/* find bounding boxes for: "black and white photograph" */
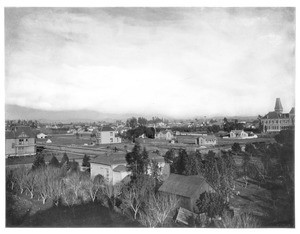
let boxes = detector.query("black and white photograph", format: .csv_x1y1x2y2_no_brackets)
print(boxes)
4,2,297,228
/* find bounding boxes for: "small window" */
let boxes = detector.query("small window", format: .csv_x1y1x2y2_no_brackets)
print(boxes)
110,132,113,136
110,138,113,143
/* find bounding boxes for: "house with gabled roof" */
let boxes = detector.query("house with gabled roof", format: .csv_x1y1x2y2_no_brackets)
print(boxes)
155,130,174,141
229,130,249,139
5,126,36,158
158,174,214,211
195,135,217,146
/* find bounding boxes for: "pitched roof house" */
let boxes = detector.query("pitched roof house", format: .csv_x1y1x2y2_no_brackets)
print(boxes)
5,126,36,157
229,130,248,139
158,174,214,211
195,135,217,146
155,130,174,141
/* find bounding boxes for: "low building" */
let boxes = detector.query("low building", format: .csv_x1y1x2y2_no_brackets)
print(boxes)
158,174,214,211
90,151,167,185
93,126,121,144
5,126,36,158
261,98,295,133
37,133,47,139
229,130,248,139
195,135,217,146
155,130,174,141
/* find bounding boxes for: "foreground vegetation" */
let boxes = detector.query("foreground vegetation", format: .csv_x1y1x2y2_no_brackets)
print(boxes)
6,130,294,227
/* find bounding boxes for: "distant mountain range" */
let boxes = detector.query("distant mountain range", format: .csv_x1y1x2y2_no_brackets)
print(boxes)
5,104,258,123
5,104,135,122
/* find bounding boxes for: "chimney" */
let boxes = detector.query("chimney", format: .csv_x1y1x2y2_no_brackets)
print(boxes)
274,98,283,113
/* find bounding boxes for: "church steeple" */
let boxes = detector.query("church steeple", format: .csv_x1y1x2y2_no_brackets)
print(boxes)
274,98,283,113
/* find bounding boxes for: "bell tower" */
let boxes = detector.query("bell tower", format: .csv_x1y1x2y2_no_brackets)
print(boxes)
274,98,283,113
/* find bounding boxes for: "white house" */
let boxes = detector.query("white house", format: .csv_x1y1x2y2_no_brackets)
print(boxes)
195,135,217,146
90,151,168,185
229,130,248,139
37,133,47,139
46,139,52,144
93,126,121,144
155,130,174,141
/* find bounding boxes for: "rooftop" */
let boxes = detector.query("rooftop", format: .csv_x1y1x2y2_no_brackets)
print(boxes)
90,151,165,166
5,126,36,139
158,173,211,198
262,111,290,119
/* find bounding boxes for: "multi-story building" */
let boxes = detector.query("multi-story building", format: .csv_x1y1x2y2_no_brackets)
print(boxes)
5,126,36,158
261,98,295,133
93,126,121,144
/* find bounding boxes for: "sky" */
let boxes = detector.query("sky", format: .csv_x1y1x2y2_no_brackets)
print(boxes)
5,7,295,118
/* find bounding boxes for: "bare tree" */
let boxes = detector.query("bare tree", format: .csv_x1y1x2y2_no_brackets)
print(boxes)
139,193,178,227
25,171,38,199
13,166,28,194
49,179,64,206
82,178,103,202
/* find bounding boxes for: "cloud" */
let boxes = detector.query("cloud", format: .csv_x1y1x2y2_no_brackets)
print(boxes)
5,8,295,118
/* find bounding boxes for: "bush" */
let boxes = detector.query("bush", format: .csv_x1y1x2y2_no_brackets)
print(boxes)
221,212,261,228
196,192,229,218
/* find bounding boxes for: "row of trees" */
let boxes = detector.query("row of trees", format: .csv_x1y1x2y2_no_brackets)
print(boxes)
6,164,106,206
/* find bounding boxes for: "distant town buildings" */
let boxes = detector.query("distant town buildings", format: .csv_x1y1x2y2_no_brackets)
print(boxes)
93,126,121,144
5,126,36,157
261,98,295,133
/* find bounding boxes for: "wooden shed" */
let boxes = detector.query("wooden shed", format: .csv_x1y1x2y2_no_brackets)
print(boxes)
158,174,214,211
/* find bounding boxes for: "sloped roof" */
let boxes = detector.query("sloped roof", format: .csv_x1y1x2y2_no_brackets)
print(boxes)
90,152,126,166
290,107,295,114
113,165,127,172
5,126,36,139
90,151,165,166
198,135,217,140
262,111,290,119
100,126,115,131
158,174,211,198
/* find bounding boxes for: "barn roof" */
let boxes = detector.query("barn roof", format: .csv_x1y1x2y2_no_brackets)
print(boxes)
158,174,212,198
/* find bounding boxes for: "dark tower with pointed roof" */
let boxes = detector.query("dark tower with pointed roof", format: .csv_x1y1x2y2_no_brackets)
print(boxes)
274,98,283,113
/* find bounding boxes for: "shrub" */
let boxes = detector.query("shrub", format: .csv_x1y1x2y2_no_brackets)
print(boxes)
221,212,261,228
196,192,229,218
